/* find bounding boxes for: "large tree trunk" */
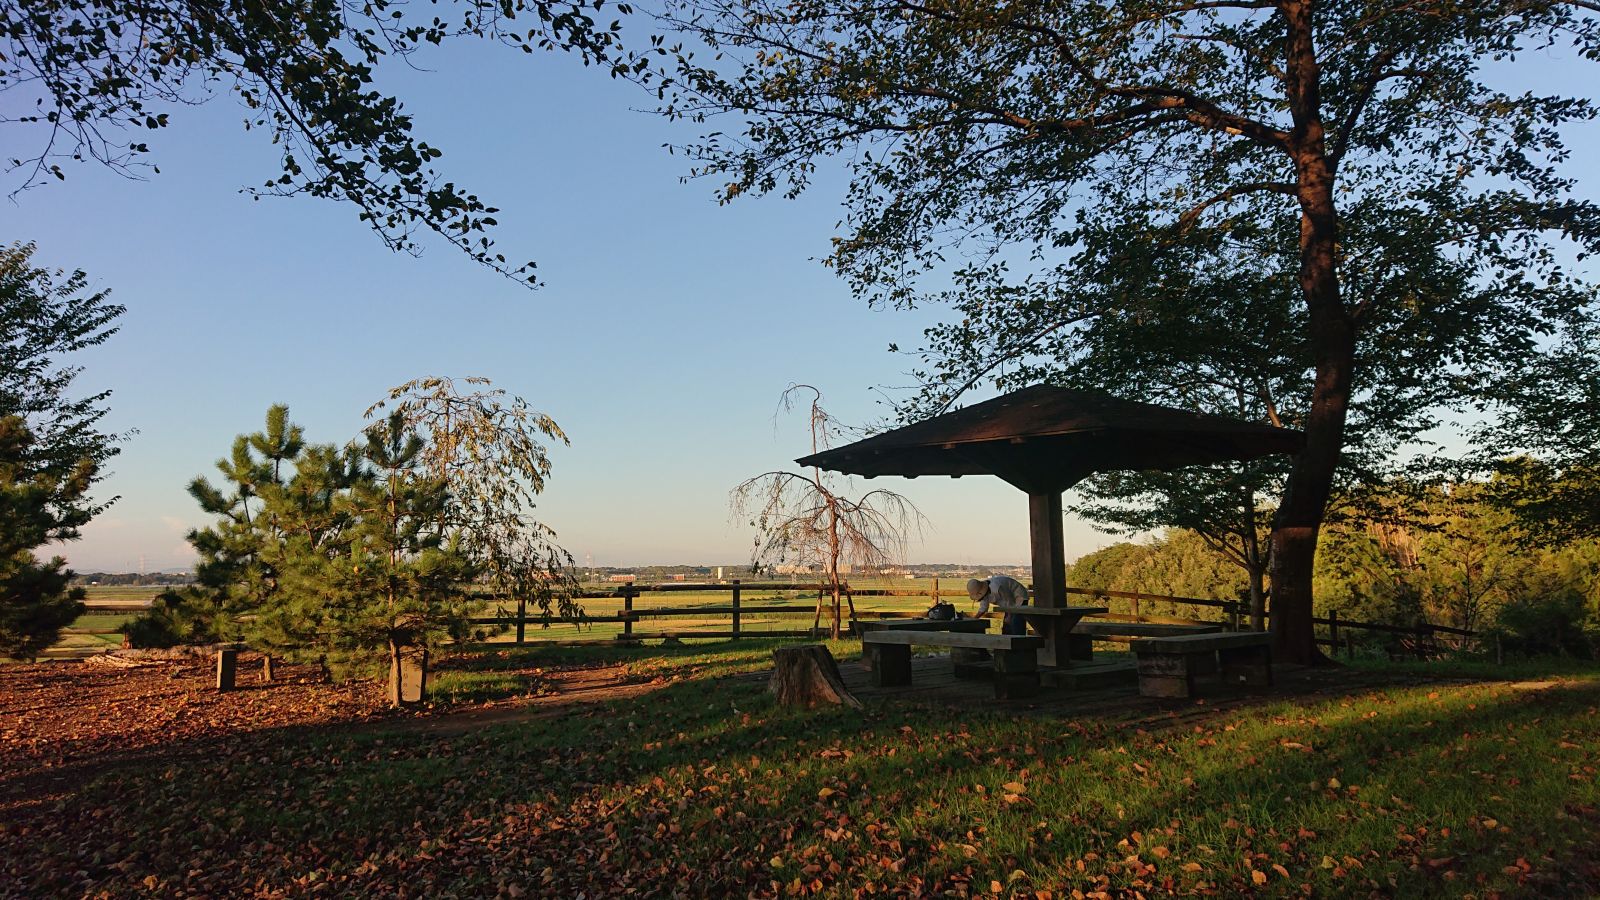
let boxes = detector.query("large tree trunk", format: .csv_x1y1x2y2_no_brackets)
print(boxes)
1272,2,1351,665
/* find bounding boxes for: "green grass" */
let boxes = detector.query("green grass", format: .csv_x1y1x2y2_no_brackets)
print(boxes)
77,585,165,604
475,582,949,644
6,644,1597,896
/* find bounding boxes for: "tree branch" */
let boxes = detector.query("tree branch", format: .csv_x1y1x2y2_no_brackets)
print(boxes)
1176,181,1298,231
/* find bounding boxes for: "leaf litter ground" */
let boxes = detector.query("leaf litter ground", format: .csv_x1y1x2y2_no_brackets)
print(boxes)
2,642,1597,897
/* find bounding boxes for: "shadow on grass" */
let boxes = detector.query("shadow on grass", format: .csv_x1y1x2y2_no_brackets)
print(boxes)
5,645,1596,897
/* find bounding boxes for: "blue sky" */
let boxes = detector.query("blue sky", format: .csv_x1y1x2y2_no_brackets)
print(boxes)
9,24,1597,573
10,39,1064,571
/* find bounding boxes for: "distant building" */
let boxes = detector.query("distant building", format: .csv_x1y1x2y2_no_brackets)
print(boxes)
608,574,636,583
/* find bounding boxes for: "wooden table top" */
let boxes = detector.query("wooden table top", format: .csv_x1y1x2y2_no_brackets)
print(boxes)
855,617,990,632
992,605,1109,617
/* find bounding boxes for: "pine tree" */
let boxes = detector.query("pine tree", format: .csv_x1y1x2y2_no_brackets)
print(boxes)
135,406,306,645
0,417,88,660
313,412,474,681
0,243,122,659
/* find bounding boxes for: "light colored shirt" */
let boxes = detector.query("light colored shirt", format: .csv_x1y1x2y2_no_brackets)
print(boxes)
975,574,1029,616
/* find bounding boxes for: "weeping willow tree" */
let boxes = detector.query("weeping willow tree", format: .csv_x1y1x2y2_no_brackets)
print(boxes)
366,376,579,636
732,385,922,638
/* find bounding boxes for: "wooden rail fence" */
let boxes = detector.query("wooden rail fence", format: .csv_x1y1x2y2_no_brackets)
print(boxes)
466,579,1481,657
69,578,1477,657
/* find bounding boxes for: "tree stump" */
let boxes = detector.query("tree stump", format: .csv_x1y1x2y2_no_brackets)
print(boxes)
769,644,861,709
262,654,275,682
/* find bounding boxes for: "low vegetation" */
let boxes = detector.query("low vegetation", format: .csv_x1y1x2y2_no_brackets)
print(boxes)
1070,479,1600,659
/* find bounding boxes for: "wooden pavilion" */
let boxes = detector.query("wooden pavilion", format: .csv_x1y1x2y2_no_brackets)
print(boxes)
796,384,1303,638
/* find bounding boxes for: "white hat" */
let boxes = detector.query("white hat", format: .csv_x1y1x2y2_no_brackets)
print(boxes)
966,578,989,602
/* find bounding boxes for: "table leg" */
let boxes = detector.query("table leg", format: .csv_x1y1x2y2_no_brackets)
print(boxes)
993,648,1039,699
865,643,913,687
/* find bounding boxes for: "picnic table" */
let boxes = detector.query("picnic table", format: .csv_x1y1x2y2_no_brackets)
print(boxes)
992,605,1109,667
855,617,990,633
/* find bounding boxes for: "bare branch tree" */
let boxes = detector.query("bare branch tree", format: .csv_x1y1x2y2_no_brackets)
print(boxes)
367,376,580,631
731,385,923,638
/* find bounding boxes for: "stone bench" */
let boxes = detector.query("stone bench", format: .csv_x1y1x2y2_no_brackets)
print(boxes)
1130,631,1272,698
1066,620,1222,661
862,631,1043,699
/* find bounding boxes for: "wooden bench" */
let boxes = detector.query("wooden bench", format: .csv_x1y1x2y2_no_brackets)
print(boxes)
1130,631,1272,698
1066,620,1222,661
862,631,1043,699
855,618,990,672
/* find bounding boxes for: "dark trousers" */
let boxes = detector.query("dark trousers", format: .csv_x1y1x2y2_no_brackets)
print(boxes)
1002,611,1027,636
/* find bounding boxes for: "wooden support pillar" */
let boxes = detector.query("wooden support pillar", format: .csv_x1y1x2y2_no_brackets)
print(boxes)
1028,491,1070,666
1028,491,1066,609
731,579,742,640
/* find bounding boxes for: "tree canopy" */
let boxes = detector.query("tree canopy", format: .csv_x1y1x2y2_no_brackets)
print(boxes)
3,0,645,283
662,0,1600,662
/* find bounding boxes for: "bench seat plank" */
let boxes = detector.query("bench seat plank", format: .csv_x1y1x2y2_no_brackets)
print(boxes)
1074,621,1221,638
1131,631,1271,653
861,631,1040,651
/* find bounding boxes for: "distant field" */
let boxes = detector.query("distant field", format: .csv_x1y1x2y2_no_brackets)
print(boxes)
77,585,166,608
480,578,950,643
47,576,1190,654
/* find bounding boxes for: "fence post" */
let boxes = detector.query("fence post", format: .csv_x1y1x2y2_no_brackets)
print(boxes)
1328,609,1339,654
731,579,742,640
1229,602,1241,631
932,576,939,605
516,594,527,645
1132,593,1141,617
623,583,635,639
216,648,238,692
1495,632,1503,665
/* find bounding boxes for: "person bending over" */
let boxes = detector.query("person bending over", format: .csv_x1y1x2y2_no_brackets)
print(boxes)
967,575,1030,636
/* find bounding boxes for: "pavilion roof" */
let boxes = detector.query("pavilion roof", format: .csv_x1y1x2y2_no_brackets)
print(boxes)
795,384,1303,493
